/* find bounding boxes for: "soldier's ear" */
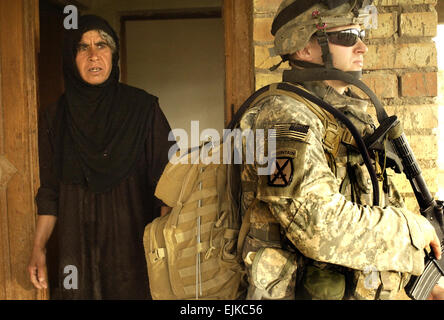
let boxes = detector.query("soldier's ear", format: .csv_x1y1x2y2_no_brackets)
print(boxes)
292,38,323,64
293,45,312,61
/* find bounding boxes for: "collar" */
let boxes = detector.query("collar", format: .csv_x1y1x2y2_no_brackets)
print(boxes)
300,81,374,126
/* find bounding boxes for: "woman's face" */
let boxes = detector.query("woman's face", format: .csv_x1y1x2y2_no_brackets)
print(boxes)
75,30,113,85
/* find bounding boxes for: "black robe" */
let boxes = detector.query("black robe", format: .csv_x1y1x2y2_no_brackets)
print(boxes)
36,95,174,299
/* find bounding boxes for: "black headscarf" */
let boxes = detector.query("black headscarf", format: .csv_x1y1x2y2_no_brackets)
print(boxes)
54,15,156,193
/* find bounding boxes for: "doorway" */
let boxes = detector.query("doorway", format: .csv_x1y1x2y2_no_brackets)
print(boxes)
0,0,253,299
122,9,225,146
38,0,65,111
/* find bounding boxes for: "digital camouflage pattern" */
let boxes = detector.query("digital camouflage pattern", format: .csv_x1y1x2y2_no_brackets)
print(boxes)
247,247,298,300
239,81,435,300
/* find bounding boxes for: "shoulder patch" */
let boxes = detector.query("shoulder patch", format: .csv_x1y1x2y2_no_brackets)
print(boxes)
268,157,294,187
270,123,309,142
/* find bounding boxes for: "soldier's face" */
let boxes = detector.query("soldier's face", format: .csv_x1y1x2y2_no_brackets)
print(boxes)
326,24,368,72
302,24,368,72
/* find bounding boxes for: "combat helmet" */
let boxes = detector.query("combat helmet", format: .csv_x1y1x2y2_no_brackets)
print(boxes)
270,0,378,76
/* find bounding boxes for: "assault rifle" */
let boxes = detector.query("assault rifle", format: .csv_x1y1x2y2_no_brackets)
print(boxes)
364,115,444,300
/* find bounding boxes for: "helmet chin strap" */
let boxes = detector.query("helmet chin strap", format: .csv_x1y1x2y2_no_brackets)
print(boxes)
282,66,388,124
316,30,334,69
289,59,363,80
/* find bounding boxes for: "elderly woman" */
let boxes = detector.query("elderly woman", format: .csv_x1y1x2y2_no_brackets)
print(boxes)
28,15,173,299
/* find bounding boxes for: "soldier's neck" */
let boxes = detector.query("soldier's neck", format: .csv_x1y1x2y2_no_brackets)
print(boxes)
324,79,349,95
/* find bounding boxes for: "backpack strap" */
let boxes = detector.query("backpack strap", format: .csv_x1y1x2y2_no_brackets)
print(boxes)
263,82,379,206
266,82,356,158
236,205,251,256
233,82,358,253
228,82,356,158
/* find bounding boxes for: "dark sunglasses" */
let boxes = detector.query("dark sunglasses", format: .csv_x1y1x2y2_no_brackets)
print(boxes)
326,28,366,47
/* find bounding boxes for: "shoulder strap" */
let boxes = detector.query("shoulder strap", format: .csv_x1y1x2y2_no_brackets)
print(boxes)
266,82,356,158
228,80,379,206
233,82,357,254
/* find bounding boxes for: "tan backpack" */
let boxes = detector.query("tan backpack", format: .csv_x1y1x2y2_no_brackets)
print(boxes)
143,143,246,300
143,82,356,300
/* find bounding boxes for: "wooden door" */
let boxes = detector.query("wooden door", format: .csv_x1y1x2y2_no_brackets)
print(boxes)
0,0,42,300
223,0,254,125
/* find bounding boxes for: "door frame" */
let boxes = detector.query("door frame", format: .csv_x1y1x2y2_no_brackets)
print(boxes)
223,0,254,125
0,0,43,300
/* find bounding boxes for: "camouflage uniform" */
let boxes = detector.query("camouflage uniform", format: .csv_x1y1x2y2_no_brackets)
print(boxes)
239,80,433,300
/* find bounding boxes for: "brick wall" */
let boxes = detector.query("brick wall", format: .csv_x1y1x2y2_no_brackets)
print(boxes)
253,0,440,211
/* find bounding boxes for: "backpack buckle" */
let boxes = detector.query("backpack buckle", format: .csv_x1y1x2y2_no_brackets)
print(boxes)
322,120,342,157
149,248,166,262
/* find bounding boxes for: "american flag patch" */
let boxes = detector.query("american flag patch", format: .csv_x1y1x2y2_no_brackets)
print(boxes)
269,123,309,142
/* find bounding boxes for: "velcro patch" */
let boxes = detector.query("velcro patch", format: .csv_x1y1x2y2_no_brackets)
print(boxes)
268,157,294,187
270,123,309,142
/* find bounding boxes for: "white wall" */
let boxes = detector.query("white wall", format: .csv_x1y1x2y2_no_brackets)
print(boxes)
125,18,225,146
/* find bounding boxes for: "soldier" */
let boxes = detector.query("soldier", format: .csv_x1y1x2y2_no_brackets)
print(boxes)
239,0,444,300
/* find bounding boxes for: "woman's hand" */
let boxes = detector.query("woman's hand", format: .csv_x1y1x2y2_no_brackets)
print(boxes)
28,247,48,289
28,214,57,289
